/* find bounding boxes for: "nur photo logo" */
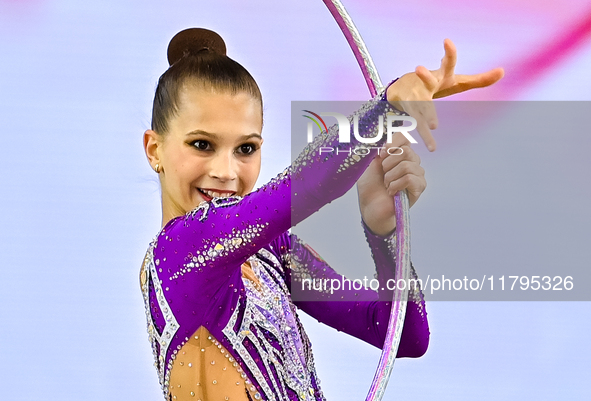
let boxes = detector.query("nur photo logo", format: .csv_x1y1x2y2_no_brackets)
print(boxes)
302,110,418,156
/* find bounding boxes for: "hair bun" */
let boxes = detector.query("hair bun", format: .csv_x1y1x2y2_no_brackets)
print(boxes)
167,28,227,66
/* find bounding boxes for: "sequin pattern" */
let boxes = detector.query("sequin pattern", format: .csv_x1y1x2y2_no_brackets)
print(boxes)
140,91,428,401
171,221,270,280
223,249,325,401
141,240,180,394
383,230,425,312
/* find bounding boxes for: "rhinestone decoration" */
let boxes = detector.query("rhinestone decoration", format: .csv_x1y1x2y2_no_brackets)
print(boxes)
140,92,416,401
223,249,324,401
140,239,180,399
170,222,270,280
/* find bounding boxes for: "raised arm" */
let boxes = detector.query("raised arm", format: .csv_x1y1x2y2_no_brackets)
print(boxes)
155,90,402,309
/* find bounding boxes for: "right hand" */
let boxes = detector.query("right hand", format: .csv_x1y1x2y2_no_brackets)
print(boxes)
386,38,504,151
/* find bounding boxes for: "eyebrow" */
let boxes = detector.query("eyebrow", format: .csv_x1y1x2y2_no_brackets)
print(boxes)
186,130,262,141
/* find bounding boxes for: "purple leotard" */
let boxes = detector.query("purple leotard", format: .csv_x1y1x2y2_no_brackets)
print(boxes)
140,92,429,400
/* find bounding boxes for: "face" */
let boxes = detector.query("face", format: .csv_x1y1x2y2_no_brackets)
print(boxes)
152,86,263,222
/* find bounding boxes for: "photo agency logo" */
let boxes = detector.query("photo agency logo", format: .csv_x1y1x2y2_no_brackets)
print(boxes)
302,110,418,156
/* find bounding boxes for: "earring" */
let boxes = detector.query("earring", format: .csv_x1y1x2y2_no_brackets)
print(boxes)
154,163,160,173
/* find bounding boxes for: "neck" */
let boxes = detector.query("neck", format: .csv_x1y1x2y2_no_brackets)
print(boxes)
161,197,186,228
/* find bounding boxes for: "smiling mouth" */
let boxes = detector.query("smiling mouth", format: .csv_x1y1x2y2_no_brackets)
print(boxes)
197,188,237,201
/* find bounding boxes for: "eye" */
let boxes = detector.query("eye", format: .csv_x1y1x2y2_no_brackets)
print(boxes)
237,143,258,155
192,140,211,151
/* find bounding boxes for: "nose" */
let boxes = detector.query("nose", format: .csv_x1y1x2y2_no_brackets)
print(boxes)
208,150,238,182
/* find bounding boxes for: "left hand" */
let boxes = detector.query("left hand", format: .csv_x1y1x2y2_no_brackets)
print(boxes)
358,143,426,236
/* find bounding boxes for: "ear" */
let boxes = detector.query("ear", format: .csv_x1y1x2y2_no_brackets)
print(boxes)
144,129,162,171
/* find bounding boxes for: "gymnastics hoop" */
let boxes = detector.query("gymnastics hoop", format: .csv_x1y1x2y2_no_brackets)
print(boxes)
321,1,412,400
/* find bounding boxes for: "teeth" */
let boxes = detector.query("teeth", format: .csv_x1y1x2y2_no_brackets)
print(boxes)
202,189,233,199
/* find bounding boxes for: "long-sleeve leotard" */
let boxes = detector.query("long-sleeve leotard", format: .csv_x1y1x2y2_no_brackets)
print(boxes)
140,92,429,401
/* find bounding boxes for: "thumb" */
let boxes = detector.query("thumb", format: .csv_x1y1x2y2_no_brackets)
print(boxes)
415,65,438,94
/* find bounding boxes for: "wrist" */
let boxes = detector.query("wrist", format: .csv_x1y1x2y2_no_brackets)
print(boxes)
361,216,396,238
361,214,396,238
384,78,407,115
384,78,400,99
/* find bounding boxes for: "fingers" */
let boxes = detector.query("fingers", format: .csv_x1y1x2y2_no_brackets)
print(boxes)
385,143,420,163
381,146,426,207
439,38,457,79
416,39,458,88
380,122,413,150
386,173,427,207
435,67,505,99
381,145,421,180
414,65,438,93
400,100,438,152
458,67,505,88
416,118,437,152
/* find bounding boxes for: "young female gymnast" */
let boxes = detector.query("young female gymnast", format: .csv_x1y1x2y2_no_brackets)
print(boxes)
140,28,503,401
